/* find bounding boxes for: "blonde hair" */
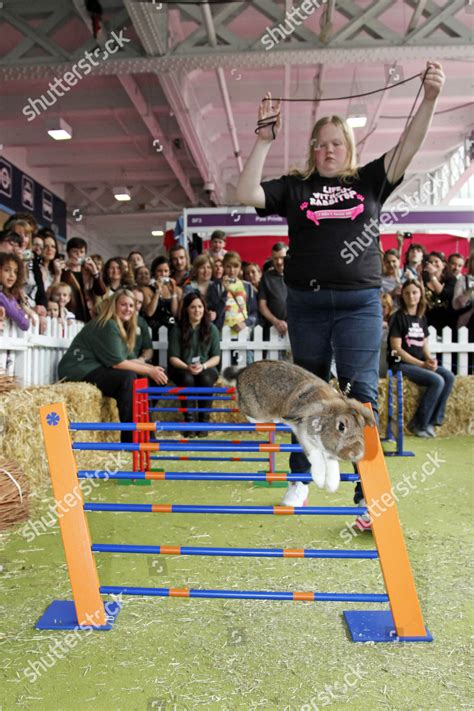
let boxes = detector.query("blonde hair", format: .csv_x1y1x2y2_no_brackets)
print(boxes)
191,253,214,280
50,282,72,297
290,115,359,182
96,289,137,352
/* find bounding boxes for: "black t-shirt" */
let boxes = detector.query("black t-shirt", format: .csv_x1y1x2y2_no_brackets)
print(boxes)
387,310,429,369
256,155,402,290
257,268,287,321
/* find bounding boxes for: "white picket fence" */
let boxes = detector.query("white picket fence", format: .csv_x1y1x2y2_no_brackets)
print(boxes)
0,318,83,386
0,321,472,387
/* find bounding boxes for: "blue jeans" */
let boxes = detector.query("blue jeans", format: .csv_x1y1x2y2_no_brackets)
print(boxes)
398,363,455,430
286,287,382,475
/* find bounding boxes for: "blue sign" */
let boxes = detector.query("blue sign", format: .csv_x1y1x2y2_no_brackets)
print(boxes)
0,156,67,239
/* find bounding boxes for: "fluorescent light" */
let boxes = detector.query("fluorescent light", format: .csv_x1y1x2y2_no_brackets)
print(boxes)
47,117,73,140
347,114,367,128
347,104,367,128
151,230,164,237
113,186,131,201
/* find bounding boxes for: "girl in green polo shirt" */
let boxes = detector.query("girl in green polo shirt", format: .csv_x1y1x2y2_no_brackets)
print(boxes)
168,291,221,437
58,289,167,440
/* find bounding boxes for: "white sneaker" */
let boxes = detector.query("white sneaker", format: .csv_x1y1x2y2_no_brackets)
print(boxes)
280,482,309,507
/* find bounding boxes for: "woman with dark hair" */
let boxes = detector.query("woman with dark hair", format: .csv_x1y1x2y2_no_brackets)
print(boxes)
168,291,221,436
58,289,167,441
28,233,64,307
389,279,454,437
381,248,402,300
403,243,427,281
102,257,128,297
236,61,445,507
422,250,457,333
144,256,181,335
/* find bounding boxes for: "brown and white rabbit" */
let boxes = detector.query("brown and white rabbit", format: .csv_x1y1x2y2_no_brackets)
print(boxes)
224,360,374,492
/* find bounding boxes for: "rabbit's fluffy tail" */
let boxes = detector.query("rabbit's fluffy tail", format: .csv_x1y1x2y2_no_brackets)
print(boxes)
222,366,243,385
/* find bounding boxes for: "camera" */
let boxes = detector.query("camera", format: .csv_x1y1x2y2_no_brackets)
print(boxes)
204,181,215,195
160,277,170,284
78,257,87,266
397,231,412,240
22,249,34,261
229,277,237,284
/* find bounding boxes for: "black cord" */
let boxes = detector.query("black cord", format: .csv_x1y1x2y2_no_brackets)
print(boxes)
262,72,421,104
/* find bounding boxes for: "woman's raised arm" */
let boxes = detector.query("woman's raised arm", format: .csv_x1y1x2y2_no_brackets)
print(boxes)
236,92,281,208
384,61,445,185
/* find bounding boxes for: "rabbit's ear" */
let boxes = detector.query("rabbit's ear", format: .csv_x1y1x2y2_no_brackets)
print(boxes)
348,401,375,427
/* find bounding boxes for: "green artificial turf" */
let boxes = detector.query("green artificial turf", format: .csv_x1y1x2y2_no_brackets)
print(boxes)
0,434,472,711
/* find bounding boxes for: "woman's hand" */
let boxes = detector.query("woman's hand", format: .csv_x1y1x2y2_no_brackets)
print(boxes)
423,357,438,371
257,91,281,142
208,309,216,321
188,363,204,375
424,262,437,277
148,365,168,384
52,258,65,276
422,61,445,102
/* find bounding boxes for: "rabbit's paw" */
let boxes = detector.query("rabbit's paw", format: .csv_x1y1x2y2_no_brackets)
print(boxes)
308,449,326,489
325,458,340,493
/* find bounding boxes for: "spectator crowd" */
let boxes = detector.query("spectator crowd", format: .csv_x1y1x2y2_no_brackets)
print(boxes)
0,213,472,436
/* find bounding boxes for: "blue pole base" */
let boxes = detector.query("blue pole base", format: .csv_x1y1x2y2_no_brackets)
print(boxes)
384,451,415,457
343,610,433,642
35,600,121,631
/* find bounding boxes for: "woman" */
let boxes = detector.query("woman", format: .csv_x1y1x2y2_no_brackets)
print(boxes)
453,253,474,373
144,256,181,335
403,243,426,281
388,280,454,438
381,249,402,301
30,234,64,307
206,251,258,335
168,292,221,436
102,257,128,297
183,254,214,303
58,290,167,441
236,61,445,507
212,258,224,282
422,251,457,334
243,262,262,291
135,265,154,306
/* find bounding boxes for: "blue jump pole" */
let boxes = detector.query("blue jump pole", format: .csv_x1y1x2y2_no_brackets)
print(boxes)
73,443,303,452
99,585,389,603
84,503,368,515
385,370,415,458
92,543,378,559
70,422,291,432
77,470,360,482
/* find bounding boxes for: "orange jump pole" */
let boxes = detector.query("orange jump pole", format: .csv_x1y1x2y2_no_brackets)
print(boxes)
343,405,432,642
35,403,120,630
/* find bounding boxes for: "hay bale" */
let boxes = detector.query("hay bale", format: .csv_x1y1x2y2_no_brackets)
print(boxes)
0,372,18,394
0,458,29,530
0,382,121,494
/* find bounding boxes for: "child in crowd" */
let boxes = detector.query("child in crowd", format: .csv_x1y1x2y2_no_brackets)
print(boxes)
49,282,76,322
388,279,454,438
0,253,37,330
46,300,60,319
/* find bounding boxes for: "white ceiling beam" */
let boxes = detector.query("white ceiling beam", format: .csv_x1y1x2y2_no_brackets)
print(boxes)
406,0,428,34
440,162,474,205
117,74,197,204
405,0,466,42
332,0,398,43
1,44,470,81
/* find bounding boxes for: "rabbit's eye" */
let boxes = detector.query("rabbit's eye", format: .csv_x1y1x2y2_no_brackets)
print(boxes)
337,421,346,433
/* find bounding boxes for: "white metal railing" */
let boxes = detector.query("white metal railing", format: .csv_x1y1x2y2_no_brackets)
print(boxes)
0,321,472,387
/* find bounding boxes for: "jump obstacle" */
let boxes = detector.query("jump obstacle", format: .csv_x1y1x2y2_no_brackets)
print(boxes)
382,370,414,458
36,398,432,643
132,379,282,483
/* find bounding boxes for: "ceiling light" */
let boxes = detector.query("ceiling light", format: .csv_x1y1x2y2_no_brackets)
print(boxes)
347,105,367,128
47,117,73,140
113,186,131,201
151,230,164,237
